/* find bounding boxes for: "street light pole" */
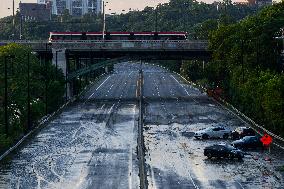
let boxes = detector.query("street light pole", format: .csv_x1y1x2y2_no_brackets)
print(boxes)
4,56,8,135
12,0,15,40
56,50,58,73
155,8,158,32
20,14,23,40
241,39,244,83
102,1,105,41
4,55,15,135
27,53,31,132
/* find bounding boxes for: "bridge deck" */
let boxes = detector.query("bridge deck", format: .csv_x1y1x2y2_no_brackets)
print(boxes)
0,40,209,52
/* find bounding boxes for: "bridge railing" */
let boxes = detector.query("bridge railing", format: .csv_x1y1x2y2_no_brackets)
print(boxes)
0,40,209,51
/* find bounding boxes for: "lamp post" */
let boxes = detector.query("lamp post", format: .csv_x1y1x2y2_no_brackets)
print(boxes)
44,43,49,115
4,55,15,135
12,0,15,40
55,50,63,79
155,8,158,32
7,0,15,39
102,1,109,41
27,52,31,132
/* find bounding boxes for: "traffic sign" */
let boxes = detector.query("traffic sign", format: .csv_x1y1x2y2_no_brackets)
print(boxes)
260,134,273,146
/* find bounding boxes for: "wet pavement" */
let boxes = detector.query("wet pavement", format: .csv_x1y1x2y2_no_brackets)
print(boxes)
142,64,284,189
0,62,283,189
0,63,140,189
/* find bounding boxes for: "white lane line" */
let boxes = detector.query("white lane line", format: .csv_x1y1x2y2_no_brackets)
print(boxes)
87,75,111,100
108,104,115,114
105,84,114,97
187,171,200,189
236,181,245,189
170,75,198,103
170,75,190,96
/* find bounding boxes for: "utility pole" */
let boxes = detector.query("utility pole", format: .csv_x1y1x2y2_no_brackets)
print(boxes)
20,14,23,40
4,56,9,135
4,55,15,135
241,39,244,83
102,1,106,41
12,0,15,40
27,53,31,132
155,8,158,32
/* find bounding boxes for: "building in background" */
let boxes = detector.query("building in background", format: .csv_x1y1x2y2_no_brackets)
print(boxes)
48,0,102,16
37,0,48,4
19,3,51,21
247,0,272,6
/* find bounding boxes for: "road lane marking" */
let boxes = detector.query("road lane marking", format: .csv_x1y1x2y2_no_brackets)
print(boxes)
128,105,136,189
87,75,111,100
236,181,245,189
170,75,198,103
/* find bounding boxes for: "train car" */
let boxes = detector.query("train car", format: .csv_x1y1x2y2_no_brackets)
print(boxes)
49,31,187,42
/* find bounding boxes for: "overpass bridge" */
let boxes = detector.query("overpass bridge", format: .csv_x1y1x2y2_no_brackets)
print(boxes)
0,40,211,99
0,40,210,59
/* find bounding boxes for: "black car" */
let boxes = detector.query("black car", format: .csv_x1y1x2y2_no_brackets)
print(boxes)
204,144,244,160
231,127,255,139
231,136,263,150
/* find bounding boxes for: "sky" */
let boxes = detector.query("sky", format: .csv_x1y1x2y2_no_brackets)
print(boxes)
0,0,218,18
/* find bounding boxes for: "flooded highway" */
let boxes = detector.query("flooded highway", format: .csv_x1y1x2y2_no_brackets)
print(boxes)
0,62,283,189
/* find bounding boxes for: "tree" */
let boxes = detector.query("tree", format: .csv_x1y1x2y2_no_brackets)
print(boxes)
0,44,65,151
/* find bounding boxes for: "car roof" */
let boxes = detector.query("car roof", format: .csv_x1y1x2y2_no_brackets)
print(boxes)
235,127,248,130
242,136,258,140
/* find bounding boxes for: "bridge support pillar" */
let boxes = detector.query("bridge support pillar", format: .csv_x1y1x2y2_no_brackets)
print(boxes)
52,48,67,76
52,48,73,100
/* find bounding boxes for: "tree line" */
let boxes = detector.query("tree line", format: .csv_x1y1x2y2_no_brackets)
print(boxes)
0,44,65,152
0,0,259,40
180,2,284,136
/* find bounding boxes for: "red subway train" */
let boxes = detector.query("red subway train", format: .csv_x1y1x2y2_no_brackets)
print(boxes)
49,31,188,41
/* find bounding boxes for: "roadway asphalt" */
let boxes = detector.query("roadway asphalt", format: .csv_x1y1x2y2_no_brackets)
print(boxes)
0,62,283,189
141,64,284,189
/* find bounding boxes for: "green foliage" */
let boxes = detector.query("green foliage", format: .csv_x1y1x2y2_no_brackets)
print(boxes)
180,2,284,136
0,44,65,153
276,165,284,172
152,60,182,73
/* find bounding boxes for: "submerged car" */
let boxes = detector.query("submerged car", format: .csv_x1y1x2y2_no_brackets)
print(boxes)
231,127,255,139
231,136,263,150
204,144,244,160
194,126,231,139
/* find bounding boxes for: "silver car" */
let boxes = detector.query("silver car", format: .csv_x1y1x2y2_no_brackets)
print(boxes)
194,126,231,139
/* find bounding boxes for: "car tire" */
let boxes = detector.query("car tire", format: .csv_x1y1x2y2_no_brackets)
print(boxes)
207,152,212,159
228,153,234,159
202,134,209,140
232,133,239,140
223,134,229,139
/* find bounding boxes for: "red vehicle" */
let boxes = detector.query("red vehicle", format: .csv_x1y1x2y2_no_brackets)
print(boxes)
49,31,188,42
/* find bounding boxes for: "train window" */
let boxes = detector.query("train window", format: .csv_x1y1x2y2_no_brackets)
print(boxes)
129,33,135,40
71,35,81,40
81,32,87,40
110,35,120,40
120,35,129,40
95,35,103,40
105,32,111,40
57,35,64,40
87,35,94,40
51,35,58,40
154,33,159,40
159,35,169,40
64,35,71,40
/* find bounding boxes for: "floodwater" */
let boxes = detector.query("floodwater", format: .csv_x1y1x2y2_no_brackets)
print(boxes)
0,62,283,189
